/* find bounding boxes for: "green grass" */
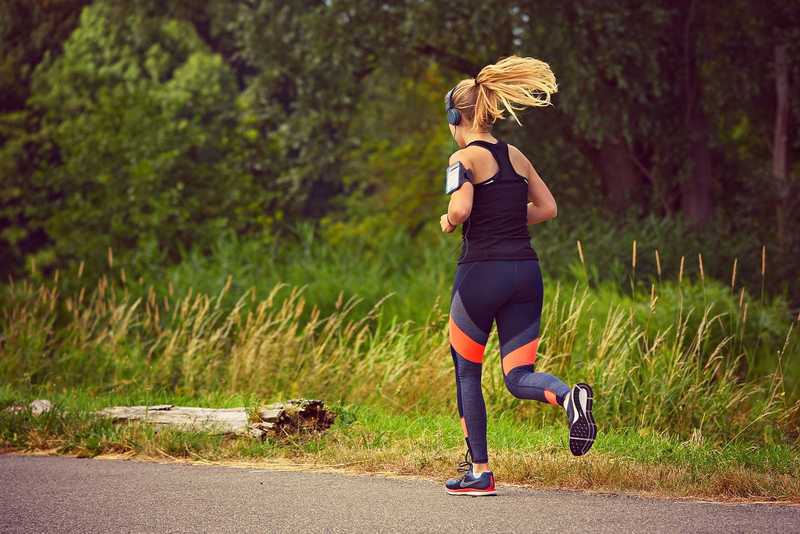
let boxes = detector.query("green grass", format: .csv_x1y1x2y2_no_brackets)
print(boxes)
2,385,798,502
124,217,794,331
2,222,799,500
2,262,797,444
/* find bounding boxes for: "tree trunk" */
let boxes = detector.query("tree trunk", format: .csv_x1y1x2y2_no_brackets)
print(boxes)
580,136,642,214
679,0,713,226
682,109,713,225
773,43,790,250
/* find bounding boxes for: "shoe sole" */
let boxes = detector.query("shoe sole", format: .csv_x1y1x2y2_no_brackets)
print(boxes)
569,383,597,456
446,488,497,496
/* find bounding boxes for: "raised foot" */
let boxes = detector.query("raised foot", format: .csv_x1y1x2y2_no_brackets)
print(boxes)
567,382,597,456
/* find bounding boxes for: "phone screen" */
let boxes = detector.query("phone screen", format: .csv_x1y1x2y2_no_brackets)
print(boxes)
446,162,463,194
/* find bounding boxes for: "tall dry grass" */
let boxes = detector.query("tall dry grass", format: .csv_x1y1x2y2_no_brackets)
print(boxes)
1,252,798,444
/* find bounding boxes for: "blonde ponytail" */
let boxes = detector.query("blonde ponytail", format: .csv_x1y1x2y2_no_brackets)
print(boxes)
451,55,558,131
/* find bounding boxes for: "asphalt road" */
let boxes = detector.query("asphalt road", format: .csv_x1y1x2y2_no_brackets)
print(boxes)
1,454,798,533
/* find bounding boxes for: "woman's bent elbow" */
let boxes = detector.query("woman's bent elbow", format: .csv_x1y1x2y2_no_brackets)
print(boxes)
452,208,470,223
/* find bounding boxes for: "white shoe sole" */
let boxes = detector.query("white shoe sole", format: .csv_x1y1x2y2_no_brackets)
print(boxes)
569,383,597,456
446,489,497,496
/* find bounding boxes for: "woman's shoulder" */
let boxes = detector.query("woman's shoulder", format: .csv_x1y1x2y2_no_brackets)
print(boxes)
506,143,526,159
506,143,533,175
449,145,491,166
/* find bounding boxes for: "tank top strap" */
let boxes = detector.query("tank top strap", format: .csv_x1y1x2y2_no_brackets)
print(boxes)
465,139,515,180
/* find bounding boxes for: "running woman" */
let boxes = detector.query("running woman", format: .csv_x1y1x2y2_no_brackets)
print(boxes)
440,56,596,496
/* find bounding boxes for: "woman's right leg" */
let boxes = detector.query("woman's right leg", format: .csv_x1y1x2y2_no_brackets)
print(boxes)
495,259,596,456
495,260,570,406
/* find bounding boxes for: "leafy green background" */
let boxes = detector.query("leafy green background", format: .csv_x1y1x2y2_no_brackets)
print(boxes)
1,0,798,310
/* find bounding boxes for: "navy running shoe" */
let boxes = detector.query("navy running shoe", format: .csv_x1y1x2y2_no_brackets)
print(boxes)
565,382,596,456
445,442,496,496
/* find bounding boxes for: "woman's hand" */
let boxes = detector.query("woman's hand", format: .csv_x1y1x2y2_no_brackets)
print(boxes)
526,201,557,225
440,213,456,233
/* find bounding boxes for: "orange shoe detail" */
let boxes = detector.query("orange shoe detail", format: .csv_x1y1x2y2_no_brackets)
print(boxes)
502,338,539,375
449,316,485,364
544,389,558,405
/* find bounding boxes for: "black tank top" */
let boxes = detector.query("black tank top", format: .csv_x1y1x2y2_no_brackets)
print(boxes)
457,139,539,264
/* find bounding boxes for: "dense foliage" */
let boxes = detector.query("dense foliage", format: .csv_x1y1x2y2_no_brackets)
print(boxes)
2,227,798,443
1,1,798,300
2,3,799,494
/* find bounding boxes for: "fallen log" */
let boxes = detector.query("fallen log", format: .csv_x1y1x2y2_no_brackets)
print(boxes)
253,398,336,438
4,399,53,416
96,405,249,435
96,398,336,440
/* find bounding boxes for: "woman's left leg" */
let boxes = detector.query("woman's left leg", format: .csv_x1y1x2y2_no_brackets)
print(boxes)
448,263,493,466
446,261,510,495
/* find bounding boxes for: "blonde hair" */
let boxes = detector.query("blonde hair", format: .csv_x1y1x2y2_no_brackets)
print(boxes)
451,55,558,131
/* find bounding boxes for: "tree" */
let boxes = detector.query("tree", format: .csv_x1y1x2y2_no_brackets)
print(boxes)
0,0,90,278
21,1,269,279
230,0,408,219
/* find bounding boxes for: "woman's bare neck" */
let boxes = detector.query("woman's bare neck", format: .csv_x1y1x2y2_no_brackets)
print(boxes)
463,132,497,145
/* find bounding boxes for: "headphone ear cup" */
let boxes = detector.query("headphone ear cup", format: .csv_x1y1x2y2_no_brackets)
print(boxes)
447,108,462,126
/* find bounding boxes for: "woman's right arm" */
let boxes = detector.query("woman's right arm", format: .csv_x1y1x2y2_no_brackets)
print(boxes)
524,158,557,225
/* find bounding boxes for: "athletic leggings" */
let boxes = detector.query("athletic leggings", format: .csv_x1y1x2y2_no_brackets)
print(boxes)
449,259,570,464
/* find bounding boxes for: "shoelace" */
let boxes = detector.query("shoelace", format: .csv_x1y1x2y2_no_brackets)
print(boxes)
456,446,473,477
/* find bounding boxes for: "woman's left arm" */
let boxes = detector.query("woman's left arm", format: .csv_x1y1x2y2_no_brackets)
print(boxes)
441,152,474,233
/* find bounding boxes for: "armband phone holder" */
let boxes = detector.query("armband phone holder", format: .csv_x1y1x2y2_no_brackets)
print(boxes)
445,161,471,194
